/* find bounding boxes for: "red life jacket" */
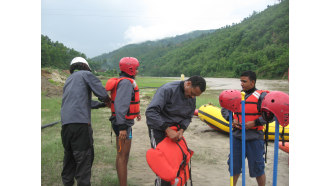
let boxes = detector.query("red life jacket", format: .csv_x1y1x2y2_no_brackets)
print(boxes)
146,126,193,186
233,90,269,131
105,77,140,119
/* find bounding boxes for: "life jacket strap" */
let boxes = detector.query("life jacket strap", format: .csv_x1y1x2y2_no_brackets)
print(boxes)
127,112,140,116
174,137,193,186
112,111,140,116
245,101,258,104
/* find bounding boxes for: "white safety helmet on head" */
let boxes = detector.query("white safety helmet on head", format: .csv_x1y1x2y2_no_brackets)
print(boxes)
70,57,90,69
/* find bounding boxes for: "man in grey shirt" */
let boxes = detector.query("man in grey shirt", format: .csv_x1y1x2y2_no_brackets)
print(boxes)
146,75,206,186
60,57,110,186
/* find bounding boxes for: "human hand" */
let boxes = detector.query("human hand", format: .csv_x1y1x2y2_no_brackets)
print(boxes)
232,119,241,128
105,98,111,108
245,121,256,130
119,130,127,140
166,127,179,142
136,114,141,121
177,129,184,141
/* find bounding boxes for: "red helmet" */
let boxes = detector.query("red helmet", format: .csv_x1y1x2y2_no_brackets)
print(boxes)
119,57,140,76
261,91,289,127
219,89,242,113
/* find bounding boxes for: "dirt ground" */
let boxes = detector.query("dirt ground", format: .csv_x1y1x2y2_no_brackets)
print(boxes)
41,69,68,97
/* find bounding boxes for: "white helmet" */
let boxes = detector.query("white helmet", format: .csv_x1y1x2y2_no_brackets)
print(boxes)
70,57,90,69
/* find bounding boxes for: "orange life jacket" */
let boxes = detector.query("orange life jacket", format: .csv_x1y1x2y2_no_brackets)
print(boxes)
105,77,140,119
233,90,269,130
146,126,193,186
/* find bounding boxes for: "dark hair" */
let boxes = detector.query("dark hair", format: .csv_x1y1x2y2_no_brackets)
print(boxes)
187,75,206,92
70,63,91,74
240,70,256,82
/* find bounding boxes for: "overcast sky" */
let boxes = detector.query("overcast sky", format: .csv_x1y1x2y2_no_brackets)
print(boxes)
41,0,280,58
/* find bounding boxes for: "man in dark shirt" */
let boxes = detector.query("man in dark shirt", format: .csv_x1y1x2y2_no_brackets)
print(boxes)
60,57,110,186
146,75,206,186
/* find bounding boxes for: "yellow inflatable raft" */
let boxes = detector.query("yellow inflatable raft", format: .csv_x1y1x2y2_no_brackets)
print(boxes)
197,104,289,141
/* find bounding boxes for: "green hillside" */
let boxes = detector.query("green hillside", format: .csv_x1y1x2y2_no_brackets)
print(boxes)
93,0,289,79
41,35,102,71
92,29,216,70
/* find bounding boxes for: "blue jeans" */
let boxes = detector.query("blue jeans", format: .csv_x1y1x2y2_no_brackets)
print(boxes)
227,137,265,177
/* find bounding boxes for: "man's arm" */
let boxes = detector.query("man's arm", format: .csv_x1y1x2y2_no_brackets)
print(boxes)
145,87,168,130
221,107,230,122
83,72,110,105
179,100,195,130
91,100,106,109
114,79,133,131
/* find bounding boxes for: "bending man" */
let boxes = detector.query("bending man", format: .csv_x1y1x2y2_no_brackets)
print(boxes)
146,75,206,186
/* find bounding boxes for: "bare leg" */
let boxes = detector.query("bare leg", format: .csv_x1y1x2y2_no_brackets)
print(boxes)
256,174,266,186
116,137,132,186
233,174,240,186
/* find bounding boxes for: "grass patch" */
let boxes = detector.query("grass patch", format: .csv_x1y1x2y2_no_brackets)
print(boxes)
196,89,223,109
41,95,62,125
135,76,177,88
41,124,64,185
48,79,62,86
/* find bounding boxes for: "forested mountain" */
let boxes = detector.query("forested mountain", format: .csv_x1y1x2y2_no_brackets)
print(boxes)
41,35,101,70
92,29,216,70
93,0,289,79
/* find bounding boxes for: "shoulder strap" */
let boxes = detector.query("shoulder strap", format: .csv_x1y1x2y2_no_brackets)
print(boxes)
105,77,118,91
257,90,269,112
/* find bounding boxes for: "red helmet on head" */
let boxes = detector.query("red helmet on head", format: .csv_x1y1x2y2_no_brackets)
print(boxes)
119,57,140,76
261,91,289,127
219,89,242,113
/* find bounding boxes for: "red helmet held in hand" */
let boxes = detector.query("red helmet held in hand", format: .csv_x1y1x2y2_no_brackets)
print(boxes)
119,57,140,76
219,89,242,113
261,91,289,127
